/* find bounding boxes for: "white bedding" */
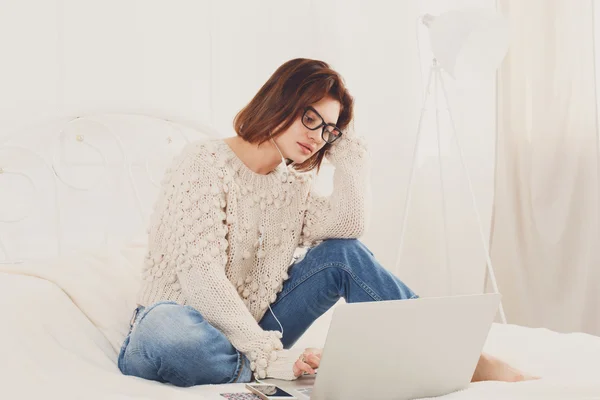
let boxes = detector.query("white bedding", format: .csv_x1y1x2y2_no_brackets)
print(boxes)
1,248,599,400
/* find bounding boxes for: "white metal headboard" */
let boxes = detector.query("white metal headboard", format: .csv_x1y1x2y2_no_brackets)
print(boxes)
0,113,218,263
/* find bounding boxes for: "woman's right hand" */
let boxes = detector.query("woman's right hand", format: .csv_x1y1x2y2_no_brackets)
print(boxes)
292,348,322,377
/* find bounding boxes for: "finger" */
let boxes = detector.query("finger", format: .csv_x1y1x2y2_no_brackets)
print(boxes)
306,348,323,359
301,362,316,375
293,359,307,377
293,359,312,377
295,359,316,375
305,354,320,369
293,362,302,377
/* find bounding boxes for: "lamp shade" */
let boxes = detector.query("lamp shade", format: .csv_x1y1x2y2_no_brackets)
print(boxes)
423,8,510,79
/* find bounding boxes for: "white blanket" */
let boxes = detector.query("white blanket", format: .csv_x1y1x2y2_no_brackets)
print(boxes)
1,248,599,399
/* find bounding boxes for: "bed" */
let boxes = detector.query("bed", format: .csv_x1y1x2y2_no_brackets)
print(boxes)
1,114,599,399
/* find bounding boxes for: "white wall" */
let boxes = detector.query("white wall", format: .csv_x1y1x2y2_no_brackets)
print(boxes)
0,0,497,298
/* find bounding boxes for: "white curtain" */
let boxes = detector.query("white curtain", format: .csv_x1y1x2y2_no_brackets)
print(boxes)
490,0,600,335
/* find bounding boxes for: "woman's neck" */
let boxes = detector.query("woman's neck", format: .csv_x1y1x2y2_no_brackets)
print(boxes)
224,136,283,175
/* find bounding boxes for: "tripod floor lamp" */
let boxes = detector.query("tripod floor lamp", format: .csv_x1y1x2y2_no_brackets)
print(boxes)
394,8,510,324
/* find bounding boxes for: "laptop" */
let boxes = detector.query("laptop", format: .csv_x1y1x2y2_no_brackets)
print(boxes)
261,293,501,400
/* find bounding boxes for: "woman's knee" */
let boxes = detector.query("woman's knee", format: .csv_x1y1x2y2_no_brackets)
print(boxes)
133,302,200,341
123,303,240,386
125,303,204,362
292,239,380,288
309,239,376,268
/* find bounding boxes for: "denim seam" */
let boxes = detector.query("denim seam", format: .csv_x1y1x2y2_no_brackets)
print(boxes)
274,262,383,305
229,352,245,384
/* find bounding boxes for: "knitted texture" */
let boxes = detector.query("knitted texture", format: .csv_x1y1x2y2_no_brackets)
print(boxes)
137,133,369,380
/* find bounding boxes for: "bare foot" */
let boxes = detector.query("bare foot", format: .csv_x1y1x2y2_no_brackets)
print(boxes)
471,353,541,383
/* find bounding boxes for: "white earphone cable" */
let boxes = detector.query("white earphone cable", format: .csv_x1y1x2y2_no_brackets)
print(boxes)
268,303,284,337
270,138,294,168
260,137,286,338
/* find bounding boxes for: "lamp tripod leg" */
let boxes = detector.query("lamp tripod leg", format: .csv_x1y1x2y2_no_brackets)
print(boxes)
437,70,507,324
394,65,436,276
434,68,452,297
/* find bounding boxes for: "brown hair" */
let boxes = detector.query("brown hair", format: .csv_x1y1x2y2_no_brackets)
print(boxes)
233,58,354,173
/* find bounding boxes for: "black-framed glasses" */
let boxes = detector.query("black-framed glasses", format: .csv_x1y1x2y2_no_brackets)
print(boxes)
301,106,343,144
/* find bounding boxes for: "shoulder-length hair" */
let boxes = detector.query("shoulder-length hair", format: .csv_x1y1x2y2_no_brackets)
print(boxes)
233,58,354,173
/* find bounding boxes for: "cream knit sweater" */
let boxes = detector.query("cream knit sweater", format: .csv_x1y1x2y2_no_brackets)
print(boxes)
137,132,369,380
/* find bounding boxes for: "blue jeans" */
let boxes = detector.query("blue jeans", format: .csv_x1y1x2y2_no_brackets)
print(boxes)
117,239,418,387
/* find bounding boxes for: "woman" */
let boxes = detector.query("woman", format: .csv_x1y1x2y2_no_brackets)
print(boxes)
118,58,535,386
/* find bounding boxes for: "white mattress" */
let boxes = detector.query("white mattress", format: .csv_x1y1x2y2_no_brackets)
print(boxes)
1,247,599,400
